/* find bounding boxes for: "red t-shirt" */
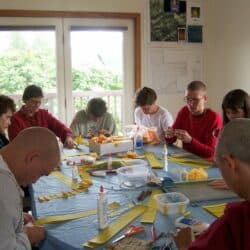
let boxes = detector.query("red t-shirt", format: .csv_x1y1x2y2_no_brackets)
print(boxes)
189,201,250,250
166,106,222,159
8,107,72,143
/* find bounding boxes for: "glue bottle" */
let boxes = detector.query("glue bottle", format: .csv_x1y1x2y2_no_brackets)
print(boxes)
97,185,108,229
107,153,112,170
72,162,78,182
164,144,168,172
134,126,143,150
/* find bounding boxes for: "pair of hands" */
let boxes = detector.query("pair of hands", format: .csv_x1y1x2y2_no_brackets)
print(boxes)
165,128,192,144
172,227,194,250
209,179,229,190
86,129,111,138
23,213,45,247
64,136,75,148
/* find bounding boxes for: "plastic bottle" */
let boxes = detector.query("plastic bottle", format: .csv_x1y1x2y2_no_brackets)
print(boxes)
97,185,108,229
164,144,168,171
72,162,78,182
134,126,143,149
107,153,112,170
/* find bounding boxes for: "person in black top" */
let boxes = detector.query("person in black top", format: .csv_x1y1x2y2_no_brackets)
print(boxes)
0,95,16,149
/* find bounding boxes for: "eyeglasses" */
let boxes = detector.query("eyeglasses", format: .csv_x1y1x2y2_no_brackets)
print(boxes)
184,96,204,103
28,99,42,106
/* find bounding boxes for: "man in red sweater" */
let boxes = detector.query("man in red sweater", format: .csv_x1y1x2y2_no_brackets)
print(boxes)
173,119,250,250
8,85,74,148
165,81,222,159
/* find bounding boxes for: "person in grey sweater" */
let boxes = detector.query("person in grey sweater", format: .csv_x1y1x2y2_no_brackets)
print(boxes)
70,98,116,137
0,127,60,250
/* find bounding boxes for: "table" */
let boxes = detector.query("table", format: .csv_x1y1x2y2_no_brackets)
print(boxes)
30,144,237,250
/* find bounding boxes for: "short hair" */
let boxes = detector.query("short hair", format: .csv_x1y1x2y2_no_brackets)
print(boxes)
187,81,207,92
216,119,250,164
0,95,16,116
22,85,44,102
135,87,157,106
222,89,250,125
86,98,107,118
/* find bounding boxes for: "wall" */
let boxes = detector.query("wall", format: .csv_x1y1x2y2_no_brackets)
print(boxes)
204,0,250,112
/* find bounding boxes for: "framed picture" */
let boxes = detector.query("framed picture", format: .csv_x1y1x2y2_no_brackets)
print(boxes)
191,6,200,18
150,0,186,42
178,27,186,42
187,25,202,43
170,0,180,13
187,0,203,25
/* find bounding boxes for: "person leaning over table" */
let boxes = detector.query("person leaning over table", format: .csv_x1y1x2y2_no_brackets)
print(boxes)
0,95,16,148
70,97,116,137
8,85,74,148
134,86,173,142
210,89,250,190
173,119,250,250
165,81,222,159
0,127,60,250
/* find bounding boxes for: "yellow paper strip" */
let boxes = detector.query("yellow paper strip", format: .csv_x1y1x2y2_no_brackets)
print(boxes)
144,152,163,169
202,203,226,218
34,202,120,226
168,156,212,169
83,205,146,248
62,151,86,160
50,171,73,187
140,189,162,223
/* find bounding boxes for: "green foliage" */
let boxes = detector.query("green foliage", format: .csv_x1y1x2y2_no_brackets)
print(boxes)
0,32,123,131
72,68,122,91
0,49,122,94
150,0,186,41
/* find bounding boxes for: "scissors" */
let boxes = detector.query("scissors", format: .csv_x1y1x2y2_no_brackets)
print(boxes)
112,225,145,244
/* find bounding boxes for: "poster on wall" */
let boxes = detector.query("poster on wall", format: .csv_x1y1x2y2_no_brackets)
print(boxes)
186,0,203,25
150,0,186,42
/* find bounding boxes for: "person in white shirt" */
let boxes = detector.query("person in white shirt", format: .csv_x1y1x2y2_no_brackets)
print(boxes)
0,127,60,250
134,87,173,142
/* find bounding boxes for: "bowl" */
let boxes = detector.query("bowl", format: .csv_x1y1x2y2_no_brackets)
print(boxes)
154,192,189,215
117,165,149,188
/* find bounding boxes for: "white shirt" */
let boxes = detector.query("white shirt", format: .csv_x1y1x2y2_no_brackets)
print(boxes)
0,155,31,250
134,106,173,142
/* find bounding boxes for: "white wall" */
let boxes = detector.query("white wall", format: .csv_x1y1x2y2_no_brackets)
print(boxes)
204,0,250,112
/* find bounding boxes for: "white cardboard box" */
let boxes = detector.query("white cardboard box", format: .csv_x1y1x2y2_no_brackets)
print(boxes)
89,139,133,156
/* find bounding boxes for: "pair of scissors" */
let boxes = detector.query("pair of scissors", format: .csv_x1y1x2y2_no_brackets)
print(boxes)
112,225,145,244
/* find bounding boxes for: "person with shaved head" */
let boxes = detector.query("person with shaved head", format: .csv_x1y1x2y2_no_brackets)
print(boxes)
173,119,250,250
0,127,60,250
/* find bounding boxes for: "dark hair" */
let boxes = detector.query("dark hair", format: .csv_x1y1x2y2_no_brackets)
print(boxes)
86,98,107,118
222,89,250,125
22,85,44,102
135,87,157,106
0,95,16,116
187,81,207,92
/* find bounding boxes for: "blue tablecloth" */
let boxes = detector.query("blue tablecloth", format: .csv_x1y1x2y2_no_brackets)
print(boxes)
30,144,233,250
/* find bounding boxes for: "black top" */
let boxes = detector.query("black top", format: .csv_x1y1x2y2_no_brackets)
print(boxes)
0,133,9,149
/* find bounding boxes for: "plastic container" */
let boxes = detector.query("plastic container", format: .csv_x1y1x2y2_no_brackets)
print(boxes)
117,165,149,188
154,192,189,215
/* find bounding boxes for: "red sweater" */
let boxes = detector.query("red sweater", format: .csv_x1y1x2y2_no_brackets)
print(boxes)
189,201,250,250
166,106,222,159
8,107,72,143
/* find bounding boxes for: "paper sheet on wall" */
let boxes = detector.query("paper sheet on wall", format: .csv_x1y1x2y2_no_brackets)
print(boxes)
151,62,187,94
